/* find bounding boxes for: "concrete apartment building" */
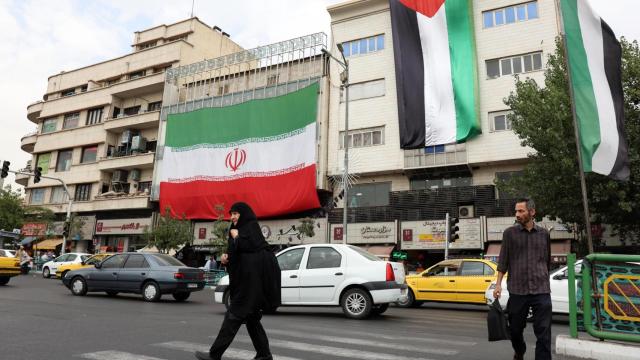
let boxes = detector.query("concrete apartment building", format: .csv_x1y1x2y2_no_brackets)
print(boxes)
19,18,244,253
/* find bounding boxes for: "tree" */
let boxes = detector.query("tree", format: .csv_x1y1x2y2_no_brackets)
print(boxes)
144,207,193,253
0,186,24,232
500,38,640,250
297,218,316,240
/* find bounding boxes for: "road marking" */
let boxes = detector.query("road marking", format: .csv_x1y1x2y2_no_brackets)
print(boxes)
154,341,303,360
77,350,166,360
265,328,459,355
235,337,437,360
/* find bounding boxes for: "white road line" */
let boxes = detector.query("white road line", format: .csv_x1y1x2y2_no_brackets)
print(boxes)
235,337,438,360
154,341,303,360
265,328,458,355
77,350,166,360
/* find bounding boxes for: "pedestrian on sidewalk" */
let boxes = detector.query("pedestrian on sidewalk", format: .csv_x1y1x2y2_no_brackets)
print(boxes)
493,198,552,360
195,202,281,360
16,245,32,274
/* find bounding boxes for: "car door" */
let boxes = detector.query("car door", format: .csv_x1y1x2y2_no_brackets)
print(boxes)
298,246,345,303
88,254,127,290
50,254,69,273
118,254,150,292
416,262,460,302
457,261,495,303
276,248,306,303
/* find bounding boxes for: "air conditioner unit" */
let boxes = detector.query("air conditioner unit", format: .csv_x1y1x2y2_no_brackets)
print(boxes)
112,170,129,183
130,169,141,181
458,205,475,219
131,136,147,152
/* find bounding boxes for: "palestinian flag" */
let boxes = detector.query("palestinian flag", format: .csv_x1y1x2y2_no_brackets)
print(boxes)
560,0,629,180
159,83,321,219
389,0,480,148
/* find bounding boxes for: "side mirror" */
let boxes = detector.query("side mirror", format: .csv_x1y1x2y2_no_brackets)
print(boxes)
94,262,102,269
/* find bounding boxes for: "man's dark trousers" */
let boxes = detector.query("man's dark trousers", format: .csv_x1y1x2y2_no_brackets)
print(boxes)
209,310,270,359
507,293,552,360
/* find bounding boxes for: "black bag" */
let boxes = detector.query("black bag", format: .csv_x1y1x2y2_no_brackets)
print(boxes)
487,299,511,341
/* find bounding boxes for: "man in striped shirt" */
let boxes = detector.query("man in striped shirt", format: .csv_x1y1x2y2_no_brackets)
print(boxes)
493,198,552,360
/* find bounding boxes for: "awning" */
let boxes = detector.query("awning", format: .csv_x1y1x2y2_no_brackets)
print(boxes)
361,245,395,258
485,243,502,256
20,237,38,246
34,239,63,250
551,239,571,255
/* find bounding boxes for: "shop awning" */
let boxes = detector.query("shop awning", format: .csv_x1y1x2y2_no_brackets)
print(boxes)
485,243,502,256
362,245,395,258
20,237,38,246
34,239,63,250
551,239,571,255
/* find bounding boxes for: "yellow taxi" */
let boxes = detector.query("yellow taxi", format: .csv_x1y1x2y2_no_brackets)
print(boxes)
400,258,499,307
56,253,113,279
0,255,21,285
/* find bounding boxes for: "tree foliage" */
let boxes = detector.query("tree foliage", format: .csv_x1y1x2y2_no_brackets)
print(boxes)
500,38,640,248
298,218,316,240
0,186,24,232
144,207,193,253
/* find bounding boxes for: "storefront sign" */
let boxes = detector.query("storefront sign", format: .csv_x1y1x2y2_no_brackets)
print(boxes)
21,223,47,236
330,222,397,244
50,216,96,240
400,218,482,250
95,217,151,235
487,217,573,241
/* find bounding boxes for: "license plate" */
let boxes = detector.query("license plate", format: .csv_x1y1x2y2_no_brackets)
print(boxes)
187,283,198,288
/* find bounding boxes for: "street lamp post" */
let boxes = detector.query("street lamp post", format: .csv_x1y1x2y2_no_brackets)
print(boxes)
322,45,349,245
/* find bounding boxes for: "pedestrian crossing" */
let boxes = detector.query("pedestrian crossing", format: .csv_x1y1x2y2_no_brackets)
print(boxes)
75,327,471,360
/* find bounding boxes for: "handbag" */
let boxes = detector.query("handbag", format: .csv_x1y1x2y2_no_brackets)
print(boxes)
487,299,511,341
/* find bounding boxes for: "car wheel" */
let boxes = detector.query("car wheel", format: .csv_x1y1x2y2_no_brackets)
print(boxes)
106,291,118,297
42,267,51,278
172,292,190,302
71,277,88,296
0,277,9,286
372,303,389,315
341,288,373,320
223,290,230,309
141,281,161,302
397,289,415,308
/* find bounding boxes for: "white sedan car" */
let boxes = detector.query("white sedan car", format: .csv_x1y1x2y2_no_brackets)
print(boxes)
214,244,407,319
0,249,16,257
42,252,90,278
485,260,583,314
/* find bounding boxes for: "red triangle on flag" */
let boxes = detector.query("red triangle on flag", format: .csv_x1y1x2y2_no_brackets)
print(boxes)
399,0,445,18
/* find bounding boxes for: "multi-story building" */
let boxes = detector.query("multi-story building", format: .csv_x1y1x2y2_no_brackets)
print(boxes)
19,18,244,253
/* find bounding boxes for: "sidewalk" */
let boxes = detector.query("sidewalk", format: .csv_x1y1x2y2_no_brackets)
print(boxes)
556,335,640,360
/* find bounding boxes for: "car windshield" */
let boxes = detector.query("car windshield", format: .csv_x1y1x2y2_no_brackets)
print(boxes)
150,254,185,267
81,255,90,262
348,246,382,261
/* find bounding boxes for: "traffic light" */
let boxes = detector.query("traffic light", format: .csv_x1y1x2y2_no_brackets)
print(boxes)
449,217,460,242
1,161,9,179
62,221,70,238
34,167,42,183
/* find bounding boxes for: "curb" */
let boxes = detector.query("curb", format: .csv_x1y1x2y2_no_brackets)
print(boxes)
556,335,640,360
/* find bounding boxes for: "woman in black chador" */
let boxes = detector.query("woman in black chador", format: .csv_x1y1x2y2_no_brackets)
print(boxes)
196,202,281,360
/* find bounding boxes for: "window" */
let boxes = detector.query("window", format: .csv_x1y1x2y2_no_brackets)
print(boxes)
123,106,141,116
348,246,382,261
80,85,88,93
50,186,68,204
56,149,73,172
486,52,543,79
62,112,79,129
483,1,539,28
123,255,148,268
147,101,162,112
410,176,472,190
101,254,127,268
150,254,185,266
341,79,385,102
74,183,92,201
129,70,146,80
137,41,157,50
81,145,98,163
341,34,385,58
61,88,76,97
86,108,103,125
306,247,342,269
67,254,78,261
55,254,70,262
424,145,445,154
489,110,512,132
460,261,494,276
42,118,57,133
36,153,51,175
138,181,152,193
30,188,45,204
348,182,391,207
427,263,460,276
276,248,305,271
339,126,384,149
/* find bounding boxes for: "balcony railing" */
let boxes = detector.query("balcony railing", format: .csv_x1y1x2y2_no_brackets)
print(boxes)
404,143,468,169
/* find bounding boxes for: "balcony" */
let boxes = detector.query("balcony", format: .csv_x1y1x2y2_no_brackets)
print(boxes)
99,152,155,171
404,144,468,170
14,167,31,187
103,110,160,132
27,101,43,123
21,131,38,153
37,194,151,213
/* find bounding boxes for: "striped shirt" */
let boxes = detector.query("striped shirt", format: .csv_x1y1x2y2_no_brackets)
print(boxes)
497,223,551,295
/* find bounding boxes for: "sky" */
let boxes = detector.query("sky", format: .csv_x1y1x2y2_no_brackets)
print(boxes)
0,0,638,193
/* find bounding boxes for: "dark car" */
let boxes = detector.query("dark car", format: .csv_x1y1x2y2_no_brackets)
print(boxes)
62,252,205,302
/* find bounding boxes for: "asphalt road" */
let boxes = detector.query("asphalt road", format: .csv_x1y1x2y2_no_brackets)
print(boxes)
1,273,581,360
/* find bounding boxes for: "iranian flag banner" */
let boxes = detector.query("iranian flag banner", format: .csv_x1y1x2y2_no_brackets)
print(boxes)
560,0,629,180
389,0,481,149
159,83,321,219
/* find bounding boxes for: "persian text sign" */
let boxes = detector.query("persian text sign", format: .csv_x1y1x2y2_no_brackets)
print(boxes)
95,218,151,235
330,222,396,244
21,223,47,236
400,218,482,250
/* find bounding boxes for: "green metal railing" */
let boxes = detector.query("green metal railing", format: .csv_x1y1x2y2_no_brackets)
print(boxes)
569,253,640,343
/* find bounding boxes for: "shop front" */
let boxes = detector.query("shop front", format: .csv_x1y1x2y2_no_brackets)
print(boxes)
93,217,151,253
50,216,97,253
400,218,483,272
330,221,397,260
